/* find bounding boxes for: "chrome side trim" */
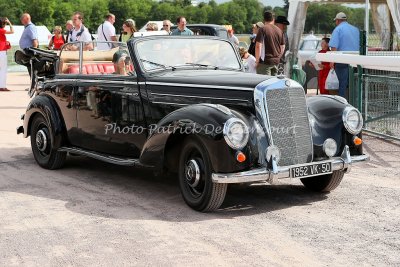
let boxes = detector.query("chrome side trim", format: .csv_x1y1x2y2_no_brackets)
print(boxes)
152,102,188,106
48,78,137,86
74,80,138,85
212,146,369,184
146,81,254,91
45,79,77,84
151,93,249,102
58,147,139,166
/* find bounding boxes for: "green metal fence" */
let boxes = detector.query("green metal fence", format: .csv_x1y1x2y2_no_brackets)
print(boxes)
350,31,400,141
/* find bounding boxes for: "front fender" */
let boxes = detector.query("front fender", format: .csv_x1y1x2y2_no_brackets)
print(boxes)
139,104,255,172
23,94,67,149
307,95,362,157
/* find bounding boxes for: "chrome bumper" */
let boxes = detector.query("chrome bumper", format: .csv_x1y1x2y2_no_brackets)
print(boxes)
212,145,369,184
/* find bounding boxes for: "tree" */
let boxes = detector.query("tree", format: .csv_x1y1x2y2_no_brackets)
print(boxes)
109,0,154,31
24,0,56,26
88,0,110,31
53,2,74,29
0,0,25,24
150,2,183,23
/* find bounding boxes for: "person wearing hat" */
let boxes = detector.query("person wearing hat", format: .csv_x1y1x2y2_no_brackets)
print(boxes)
248,22,264,57
275,15,290,65
329,12,360,98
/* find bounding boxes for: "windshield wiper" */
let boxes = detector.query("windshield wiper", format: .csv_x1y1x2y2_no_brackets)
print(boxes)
173,63,219,70
141,59,172,69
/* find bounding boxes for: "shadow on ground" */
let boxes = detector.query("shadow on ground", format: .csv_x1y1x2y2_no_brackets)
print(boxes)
1,147,330,221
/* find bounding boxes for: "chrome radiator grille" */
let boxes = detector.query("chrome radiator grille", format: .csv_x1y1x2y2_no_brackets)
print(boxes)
265,87,313,166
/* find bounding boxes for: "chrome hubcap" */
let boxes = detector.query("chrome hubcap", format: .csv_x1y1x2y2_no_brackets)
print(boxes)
185,159,201,188
36,129,48,152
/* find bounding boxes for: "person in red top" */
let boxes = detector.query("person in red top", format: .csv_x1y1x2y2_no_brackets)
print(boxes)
0,17,14,91
317,38,331,95
48,26,65,50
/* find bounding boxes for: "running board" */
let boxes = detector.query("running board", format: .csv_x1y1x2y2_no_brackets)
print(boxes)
58,147,140,166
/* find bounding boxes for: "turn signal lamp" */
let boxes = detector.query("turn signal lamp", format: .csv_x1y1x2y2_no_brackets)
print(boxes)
236,151,246,163
353,136,363,146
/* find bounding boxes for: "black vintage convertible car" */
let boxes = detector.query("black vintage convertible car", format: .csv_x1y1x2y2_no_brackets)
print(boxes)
16,37,368,212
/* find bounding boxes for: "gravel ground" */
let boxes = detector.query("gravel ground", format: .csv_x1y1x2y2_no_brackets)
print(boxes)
0,73,399,266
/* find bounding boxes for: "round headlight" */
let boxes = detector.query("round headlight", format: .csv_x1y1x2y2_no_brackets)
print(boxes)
223,118,249,149
343,107,363,134
323,138,337,158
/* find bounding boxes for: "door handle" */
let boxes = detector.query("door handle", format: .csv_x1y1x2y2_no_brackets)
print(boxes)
126,92,138,97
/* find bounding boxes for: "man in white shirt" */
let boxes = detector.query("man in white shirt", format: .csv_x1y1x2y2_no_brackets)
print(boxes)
97,13,117,50
67,12,93,51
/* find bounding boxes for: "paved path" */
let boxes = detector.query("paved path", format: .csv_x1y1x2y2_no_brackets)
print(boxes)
0,73,399,266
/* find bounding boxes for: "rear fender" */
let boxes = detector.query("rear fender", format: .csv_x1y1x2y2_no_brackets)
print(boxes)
23,94,67,149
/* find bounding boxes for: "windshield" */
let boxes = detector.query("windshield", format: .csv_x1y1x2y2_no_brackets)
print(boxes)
301,40,320,51
135,38,241,72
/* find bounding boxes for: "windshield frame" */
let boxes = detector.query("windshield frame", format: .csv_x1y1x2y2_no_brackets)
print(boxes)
130,36,243,75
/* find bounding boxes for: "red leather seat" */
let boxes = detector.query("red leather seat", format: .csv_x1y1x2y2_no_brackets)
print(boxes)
66,63,115,74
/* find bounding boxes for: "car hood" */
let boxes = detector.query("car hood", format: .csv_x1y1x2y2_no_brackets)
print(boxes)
145,70,271,89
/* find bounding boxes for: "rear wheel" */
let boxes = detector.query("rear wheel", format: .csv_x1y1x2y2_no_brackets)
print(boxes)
178,137,227,212
30,114,66,169
300,170,345,192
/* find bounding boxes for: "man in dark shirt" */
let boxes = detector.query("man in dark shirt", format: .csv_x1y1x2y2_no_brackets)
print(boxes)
255,11,285,76
275,15,290,65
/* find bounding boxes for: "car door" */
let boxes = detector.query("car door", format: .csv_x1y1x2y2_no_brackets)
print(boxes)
74,74,147,157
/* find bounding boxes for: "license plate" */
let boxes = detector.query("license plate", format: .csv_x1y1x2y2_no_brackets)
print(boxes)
291,162,332,178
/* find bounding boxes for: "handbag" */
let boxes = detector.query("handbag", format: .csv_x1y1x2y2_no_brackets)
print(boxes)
325,69,339,90
5,41,11,50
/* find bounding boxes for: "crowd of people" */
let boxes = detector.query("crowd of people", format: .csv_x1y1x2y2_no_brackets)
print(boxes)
0,10,360,97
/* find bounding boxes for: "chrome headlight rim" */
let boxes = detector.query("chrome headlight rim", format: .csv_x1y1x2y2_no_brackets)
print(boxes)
342,106,363,135
223,118,249,150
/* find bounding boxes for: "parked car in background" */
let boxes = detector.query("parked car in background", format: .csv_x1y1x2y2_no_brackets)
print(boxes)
297,33,322,66
171,24,228,39
15,36,368,212
297,33,322,91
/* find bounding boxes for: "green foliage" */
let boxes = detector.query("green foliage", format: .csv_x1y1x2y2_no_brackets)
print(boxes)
109,0,154,32
24,0,56,26
305,4,372,34
53,2,74,29
0,0,374,35
0,0,25,23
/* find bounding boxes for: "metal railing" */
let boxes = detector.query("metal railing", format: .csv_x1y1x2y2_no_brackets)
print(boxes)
350,30,400,141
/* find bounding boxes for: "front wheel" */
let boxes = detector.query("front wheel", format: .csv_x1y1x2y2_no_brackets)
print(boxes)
178,137,227,212
300,170,345,192
30,114,66,169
